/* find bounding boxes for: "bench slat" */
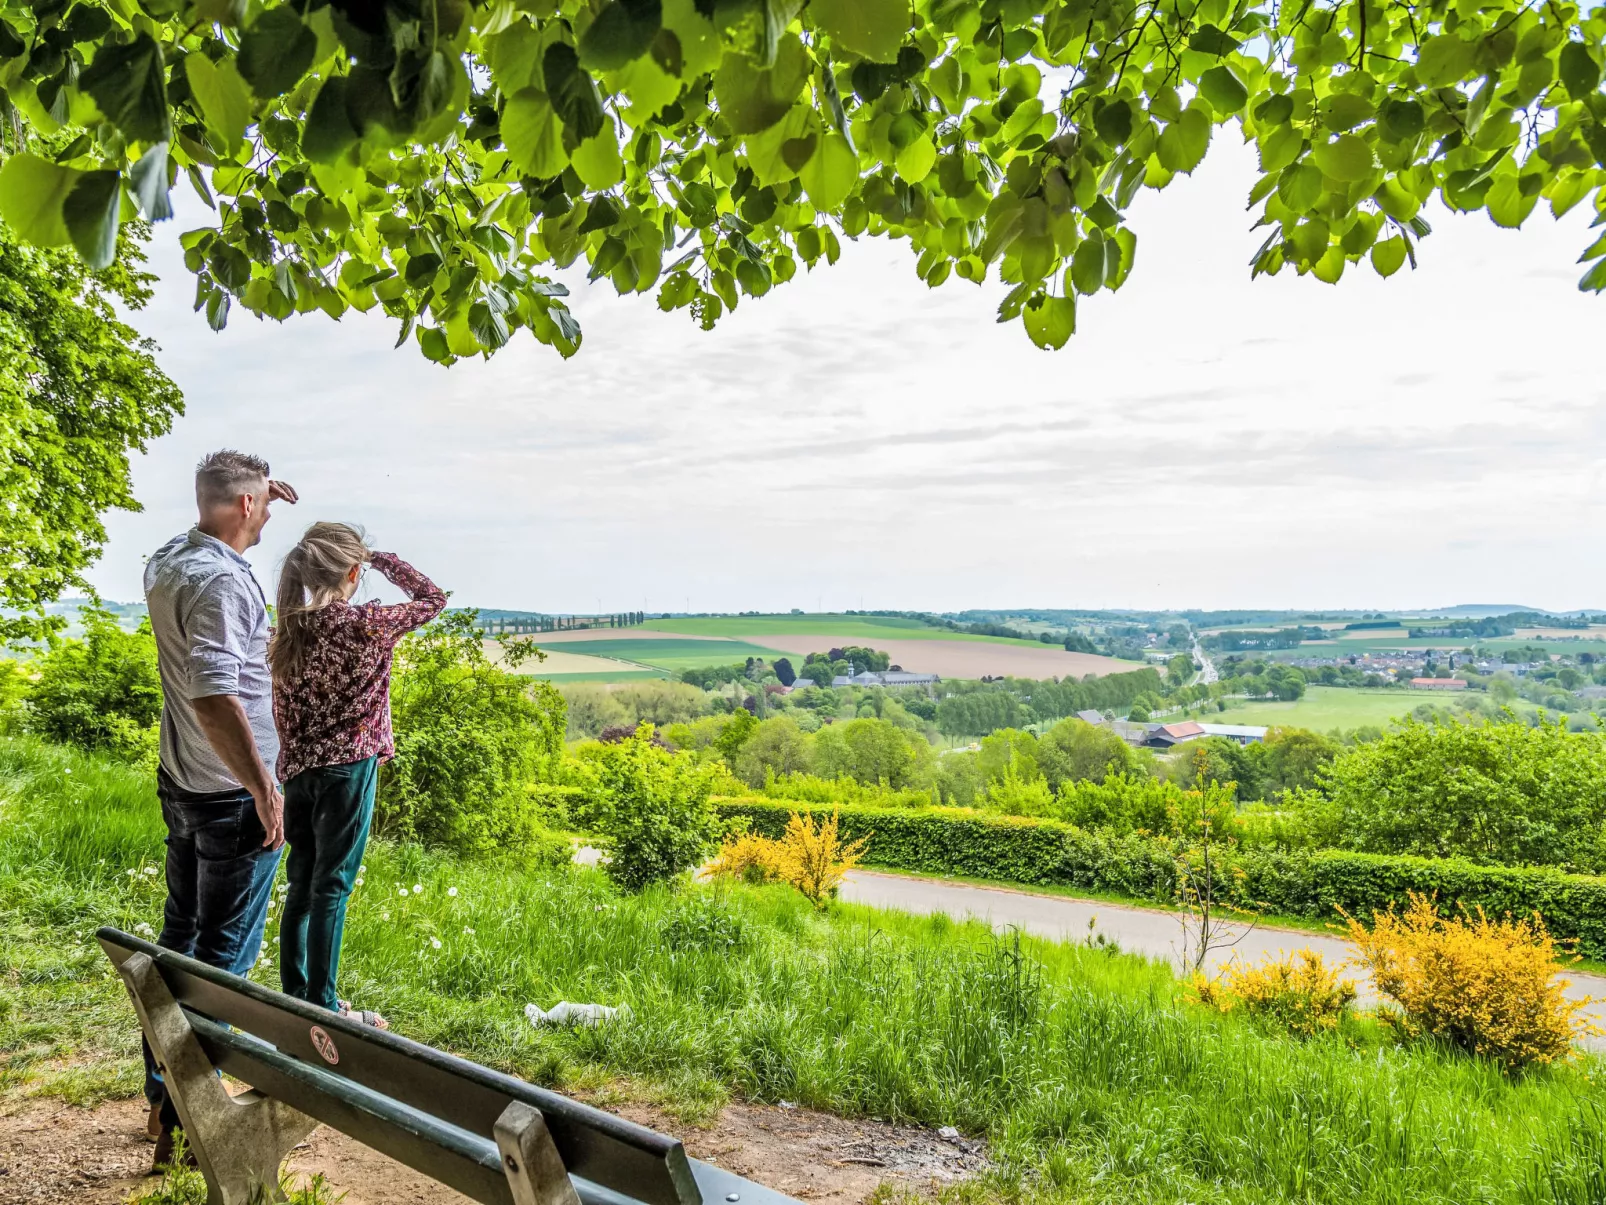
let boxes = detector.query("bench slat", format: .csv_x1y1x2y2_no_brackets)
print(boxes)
100,929,699,1205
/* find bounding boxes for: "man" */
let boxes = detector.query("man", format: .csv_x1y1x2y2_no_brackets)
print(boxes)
141,449,296,1168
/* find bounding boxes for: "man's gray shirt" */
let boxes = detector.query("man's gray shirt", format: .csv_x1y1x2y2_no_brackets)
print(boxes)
144,529,279,795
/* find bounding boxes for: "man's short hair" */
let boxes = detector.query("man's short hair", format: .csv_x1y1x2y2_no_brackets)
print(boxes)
195,449,270,510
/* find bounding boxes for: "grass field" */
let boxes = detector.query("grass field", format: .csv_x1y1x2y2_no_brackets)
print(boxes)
643,613,1051,647
1207,686,1536,731
547,637,788,670
10,737,1606,1205
538,671,670,683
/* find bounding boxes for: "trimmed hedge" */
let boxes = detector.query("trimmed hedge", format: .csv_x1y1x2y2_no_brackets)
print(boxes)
716,797,1606,958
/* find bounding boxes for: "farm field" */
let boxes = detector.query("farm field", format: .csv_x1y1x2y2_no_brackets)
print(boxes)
536,637,789,671
1208,686,1534,731
756,634,1137,680
642,613,1049,645
483,642,669,679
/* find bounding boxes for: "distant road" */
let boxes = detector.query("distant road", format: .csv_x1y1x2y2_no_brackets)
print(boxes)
1191,636,1218,685
839,870,1606,1046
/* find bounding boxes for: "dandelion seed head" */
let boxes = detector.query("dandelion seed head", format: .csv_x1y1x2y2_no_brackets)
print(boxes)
429,937,442,949
447,887,458,897
354,877,364,886
412,884,423,894
399,888,409,897
463,927,475,935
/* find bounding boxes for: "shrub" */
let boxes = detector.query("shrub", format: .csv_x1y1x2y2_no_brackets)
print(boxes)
1191,949,1357,1037
768,810,868,908
1344,892,1599,1069
23,603,160,763
591,723,721,892
380,613,566,854
706,831,782,884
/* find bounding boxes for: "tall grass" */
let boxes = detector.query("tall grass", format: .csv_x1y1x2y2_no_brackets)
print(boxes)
6,734,1606,1204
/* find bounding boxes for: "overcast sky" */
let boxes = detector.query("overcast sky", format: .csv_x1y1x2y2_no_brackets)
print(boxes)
84,134,1605,616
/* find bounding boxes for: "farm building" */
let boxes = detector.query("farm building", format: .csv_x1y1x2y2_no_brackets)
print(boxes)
1198,723,1270,745
1410,677,1468,690
1144,721,1269,748
847,670,942,687
1076,709,1105,724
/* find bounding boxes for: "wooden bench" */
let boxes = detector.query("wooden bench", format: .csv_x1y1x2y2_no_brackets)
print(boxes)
97,927,799,1205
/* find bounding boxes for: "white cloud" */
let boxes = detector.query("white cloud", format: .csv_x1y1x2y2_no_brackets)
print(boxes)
87,136,1605,614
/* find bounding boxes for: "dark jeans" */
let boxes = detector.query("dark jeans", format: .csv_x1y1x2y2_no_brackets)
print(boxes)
279,757,377,1012
143,769,282,1127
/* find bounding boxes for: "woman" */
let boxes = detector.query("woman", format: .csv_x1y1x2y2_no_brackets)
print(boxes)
269,521,447,1025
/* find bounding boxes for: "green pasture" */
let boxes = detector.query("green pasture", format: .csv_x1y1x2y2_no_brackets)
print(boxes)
545,637,787,670
643,613,1048,646
535,670,670,683
1205,686,1535,732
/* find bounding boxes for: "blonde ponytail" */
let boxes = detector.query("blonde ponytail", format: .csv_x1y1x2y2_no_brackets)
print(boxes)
270,522,371,682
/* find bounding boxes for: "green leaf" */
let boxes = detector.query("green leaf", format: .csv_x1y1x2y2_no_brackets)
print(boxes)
1199,65,1248,114
419,327,452,362
798,131,858,209
237,7,317,98
1379,98,1425,143
1254,93,1294,125
1278,162,1323,211
1156,108,1210,173
713,32,810,134
185,55,251,152
571,129,625,187
1485,172,1538,228
895,132,936,182
1416,35,1475,88
0,153,76,247
1559,41,1602,102
1322,92,1375,132
1311,133,1375,182
1259,124,1304,173
1370,236,1406,278
1095,99,1132,144
1187,24,1240,55
1070,233,1105,295
580,0,663,72
809,0,908,62
129,142,172,222
504,89,572,179
61,171,121,269
302,76,359,163
1579,257,1606,293
1023,294,1075,349
79,33,169,144
1107,227,1137,289
545,43,606,141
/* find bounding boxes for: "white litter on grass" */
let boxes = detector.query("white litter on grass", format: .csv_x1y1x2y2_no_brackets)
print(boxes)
525,1001,633,1028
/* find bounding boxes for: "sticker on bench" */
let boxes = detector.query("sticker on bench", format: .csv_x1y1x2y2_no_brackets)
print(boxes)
310,1026,340,1065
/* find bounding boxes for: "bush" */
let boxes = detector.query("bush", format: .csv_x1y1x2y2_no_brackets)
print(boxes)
23,603,160,762
715,798,1606,957
590,723,721,892
1345,893,1598,1069
707,808,868,907
380,613,566,854
1191,949,1357,1037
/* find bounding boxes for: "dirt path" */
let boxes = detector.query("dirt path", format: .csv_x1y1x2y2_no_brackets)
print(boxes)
0,1095,984,1205
840,869,1606,1044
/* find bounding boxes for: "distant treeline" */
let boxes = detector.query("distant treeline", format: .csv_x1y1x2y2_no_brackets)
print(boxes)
935,668,1163,737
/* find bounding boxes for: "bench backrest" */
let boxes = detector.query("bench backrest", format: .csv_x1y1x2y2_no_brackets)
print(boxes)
98,927,794,1205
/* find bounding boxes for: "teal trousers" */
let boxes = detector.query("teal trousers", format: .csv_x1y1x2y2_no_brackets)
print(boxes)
279,756,377,1012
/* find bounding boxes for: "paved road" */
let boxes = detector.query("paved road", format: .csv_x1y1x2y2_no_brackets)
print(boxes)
839,869,1606,1043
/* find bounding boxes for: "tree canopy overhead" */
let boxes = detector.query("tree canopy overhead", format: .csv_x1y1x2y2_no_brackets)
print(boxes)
0,0,1600,362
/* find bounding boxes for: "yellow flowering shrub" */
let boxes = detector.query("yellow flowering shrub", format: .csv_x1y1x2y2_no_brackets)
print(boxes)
705,831,783,884
1190,949,1357,1037
706,810,868,907
1343,892,1599,1069
770,810,870,908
